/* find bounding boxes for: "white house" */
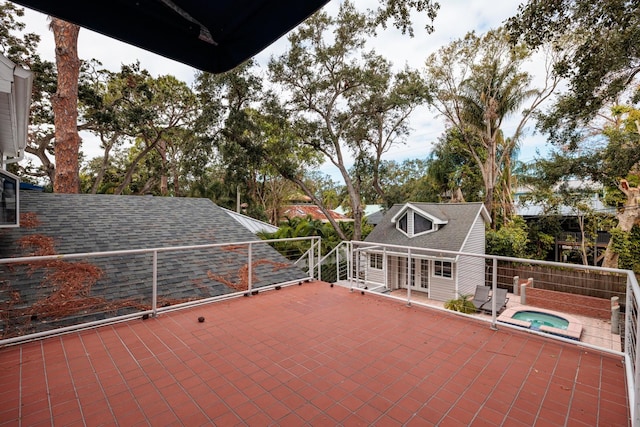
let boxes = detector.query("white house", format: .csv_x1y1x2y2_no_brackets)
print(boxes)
361,202,491,302
0,53,33,227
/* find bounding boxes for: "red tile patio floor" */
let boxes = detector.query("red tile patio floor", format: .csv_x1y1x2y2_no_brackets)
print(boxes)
0,281,630,426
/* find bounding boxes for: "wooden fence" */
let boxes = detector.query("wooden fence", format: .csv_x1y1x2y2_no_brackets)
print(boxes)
485,262,627,301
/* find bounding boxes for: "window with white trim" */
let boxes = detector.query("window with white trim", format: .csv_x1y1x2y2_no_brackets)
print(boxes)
370,253,383,269
420,259,429,289
396,209,437,237
434,260,452,278
398,213,408,234
414,213,433,234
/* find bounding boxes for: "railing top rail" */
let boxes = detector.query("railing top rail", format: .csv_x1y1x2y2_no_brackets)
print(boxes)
0,236,319,265
351,240,632,277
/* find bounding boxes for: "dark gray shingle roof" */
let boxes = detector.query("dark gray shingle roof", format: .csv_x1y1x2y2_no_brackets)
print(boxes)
0,192,307,336
364,202,488,252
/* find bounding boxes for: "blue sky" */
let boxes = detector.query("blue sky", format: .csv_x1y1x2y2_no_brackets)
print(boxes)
18,0,552,183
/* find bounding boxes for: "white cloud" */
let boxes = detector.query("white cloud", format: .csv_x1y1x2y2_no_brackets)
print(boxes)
16,0,553,182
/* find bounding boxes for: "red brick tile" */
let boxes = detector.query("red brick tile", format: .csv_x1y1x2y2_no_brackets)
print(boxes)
325,402,351,422
293,402,321,421
1,283,630,426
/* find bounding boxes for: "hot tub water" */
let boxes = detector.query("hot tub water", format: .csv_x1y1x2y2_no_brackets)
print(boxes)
511,310,570,331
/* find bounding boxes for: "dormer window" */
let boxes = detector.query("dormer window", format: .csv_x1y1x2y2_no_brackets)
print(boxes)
414,213,433,234
398,213,408,233
392,204,447,238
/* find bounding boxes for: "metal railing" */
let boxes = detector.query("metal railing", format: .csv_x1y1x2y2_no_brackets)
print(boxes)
319,240,638,424
0,236,320,346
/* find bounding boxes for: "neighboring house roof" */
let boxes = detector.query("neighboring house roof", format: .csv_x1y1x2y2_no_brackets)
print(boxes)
364,202,490,252
220,206,279,234
0,192,306,335
514,181,616,217
365,210,385,226
282,204,353,223
334,204,384,217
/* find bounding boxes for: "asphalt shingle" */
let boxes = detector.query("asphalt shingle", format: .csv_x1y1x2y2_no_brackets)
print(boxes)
0,192,307,337
364,202,487,252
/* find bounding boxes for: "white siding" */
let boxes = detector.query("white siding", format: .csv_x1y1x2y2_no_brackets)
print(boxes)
387,256,402,290
429,261,457,301
457,214,487,296
365,255,385,286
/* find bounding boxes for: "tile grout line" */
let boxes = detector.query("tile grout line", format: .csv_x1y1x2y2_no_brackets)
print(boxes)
131,319,217,424
110,323,182,422
60,335,87,426
563,346,579,426
78,331,118,424
18,346,22,427
597,354,603,426
40,341,54,426
500,341,549,426
94,327,148,421
463,332,530,426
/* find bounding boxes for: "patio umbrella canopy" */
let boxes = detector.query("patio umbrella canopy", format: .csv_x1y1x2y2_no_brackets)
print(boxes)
11,0,330,73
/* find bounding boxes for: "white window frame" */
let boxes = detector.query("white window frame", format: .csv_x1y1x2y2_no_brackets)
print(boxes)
433,260,453,279
370,253,383,270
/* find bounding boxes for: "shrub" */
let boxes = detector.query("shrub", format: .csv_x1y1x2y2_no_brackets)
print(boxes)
444,295,476,314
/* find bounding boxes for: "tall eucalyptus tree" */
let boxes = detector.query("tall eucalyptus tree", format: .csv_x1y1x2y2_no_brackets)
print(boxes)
424,28,560,226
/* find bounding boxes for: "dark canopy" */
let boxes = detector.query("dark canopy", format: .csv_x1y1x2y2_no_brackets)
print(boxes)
11,0,330,73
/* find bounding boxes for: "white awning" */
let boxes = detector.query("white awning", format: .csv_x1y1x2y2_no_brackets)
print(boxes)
0,54,33,160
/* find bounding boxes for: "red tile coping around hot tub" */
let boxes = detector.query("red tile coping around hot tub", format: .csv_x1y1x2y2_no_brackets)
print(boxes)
498,305,583,340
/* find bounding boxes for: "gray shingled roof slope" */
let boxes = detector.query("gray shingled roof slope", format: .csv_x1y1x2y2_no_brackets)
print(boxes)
0,192,307,337
364,202,487,252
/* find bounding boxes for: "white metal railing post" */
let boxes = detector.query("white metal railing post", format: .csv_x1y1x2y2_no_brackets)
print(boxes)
383,247,388,290
349,242,353,290
336,243,340,282
307,238,316,276
632,273,640,427
152,250,158,317
406,248,411,306
247,242,253,294
317,237,321,281
356,244,360,290
491,257,498,330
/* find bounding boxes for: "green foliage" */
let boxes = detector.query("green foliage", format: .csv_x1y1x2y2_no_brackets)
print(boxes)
424,128,485,203
260,216,340,258
507,0,640,146
610,226,640,274
367,0,440,36
618,226,640,274
444,295,477,314
424,27,555,225
486,217,529,258
523,216,562,260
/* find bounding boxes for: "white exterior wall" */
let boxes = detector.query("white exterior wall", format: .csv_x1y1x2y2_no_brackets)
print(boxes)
365,252,386,287
457,214,487,297
428,261,457,301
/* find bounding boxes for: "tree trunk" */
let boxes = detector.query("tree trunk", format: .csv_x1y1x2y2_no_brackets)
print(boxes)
51,18,81,194
602,180,640,268
157,140,168,196
114,142,159,195
289,177,348,241
90,139,114,194
25,133,56,184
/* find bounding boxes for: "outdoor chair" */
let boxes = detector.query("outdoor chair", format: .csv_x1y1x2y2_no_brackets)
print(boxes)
470,285,491,311
481,288,509,314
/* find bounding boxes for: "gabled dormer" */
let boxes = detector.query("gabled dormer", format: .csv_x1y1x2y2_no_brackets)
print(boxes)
391,203,447,238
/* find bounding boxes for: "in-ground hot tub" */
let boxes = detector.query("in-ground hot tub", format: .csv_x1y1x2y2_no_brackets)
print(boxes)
497,306,583,341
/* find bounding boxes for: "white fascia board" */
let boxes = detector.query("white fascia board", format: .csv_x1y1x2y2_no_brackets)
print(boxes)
390,202,447,225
